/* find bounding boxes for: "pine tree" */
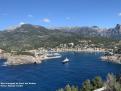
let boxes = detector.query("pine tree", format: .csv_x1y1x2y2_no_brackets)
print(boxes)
114,82,121,91
65,84,71,91
92,76,103,89
105,73,121,91
81,79,92,91
71,85,78,91
56,88,64,91
75,86,79,91
105,73,117,91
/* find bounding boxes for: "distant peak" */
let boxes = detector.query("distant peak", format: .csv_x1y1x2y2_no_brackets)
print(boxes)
115,24,121,31
92,26,99,28
4,23,26,31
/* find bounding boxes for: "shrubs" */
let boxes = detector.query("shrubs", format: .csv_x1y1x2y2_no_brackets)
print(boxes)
92,76,103,89
65,84,72,91
57,84,78,91
105,73,121,91
57,76,103,91
57,73,121,91
81,79,92,91
81,76,103,91
16,51,34,56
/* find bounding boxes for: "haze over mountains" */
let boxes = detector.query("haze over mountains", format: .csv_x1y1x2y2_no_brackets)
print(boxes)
0,24,121,51
2,23,121,37
55,24,121,38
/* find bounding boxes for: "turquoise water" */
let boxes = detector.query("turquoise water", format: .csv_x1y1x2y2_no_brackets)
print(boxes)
0,52,121,91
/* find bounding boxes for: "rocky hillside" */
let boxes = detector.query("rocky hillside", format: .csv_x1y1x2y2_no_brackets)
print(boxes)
59,24,121,38
0,24,120,51
103,24,121,39
0,24,80,51
57,26,101,37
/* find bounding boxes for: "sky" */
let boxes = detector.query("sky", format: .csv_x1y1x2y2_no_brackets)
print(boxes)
0,0,121,29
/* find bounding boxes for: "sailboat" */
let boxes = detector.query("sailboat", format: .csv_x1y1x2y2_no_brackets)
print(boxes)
62,58,69,63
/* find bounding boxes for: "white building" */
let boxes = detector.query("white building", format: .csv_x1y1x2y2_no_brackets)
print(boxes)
0,49,3,54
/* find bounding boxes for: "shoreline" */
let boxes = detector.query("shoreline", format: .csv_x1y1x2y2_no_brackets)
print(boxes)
0,48,106,66
51,48,106,52
1,54,42,66
101,54,121,64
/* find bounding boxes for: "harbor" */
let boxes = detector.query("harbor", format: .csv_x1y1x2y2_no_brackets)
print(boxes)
0,52,120,91
0,47,106,66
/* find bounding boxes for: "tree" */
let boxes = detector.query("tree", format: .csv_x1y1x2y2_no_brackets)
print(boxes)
71,85,78,91
65,84,71,91
75,86,78,91
92,76,103,89
56,88,64,91
81,79,92,91
105,73,117,91
114,82,121,91
104,73,121,91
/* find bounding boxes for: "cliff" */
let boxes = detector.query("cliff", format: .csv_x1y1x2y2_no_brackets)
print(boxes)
101,54,121,64
0,53,42,66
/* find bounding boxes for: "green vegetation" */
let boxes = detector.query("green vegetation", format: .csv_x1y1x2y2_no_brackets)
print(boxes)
15,51,34,56
92,76,103,89
57,76,103,91
114,48,121,54
57,84,78,91
81,79,93,91
0,24,120,52
57,73,121,91
105,73,121,91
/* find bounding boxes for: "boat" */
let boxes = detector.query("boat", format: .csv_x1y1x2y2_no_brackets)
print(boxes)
62,58,69,63
45,52,62,59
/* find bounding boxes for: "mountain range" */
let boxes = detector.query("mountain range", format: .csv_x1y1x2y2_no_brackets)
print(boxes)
0,24,121,51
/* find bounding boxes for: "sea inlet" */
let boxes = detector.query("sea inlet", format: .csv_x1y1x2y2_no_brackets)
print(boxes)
0,52,121,91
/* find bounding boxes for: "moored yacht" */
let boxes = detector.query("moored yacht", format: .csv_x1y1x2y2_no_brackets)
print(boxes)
62,58,69,63
45,52,62,59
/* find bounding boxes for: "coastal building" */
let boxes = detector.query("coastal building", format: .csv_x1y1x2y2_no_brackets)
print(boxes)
0,49,3,54
68,43,74,47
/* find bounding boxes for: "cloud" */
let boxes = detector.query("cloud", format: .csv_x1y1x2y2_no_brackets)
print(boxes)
28,14,33,18
19,22,25,25
118,13,121,16
41,18,51,23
